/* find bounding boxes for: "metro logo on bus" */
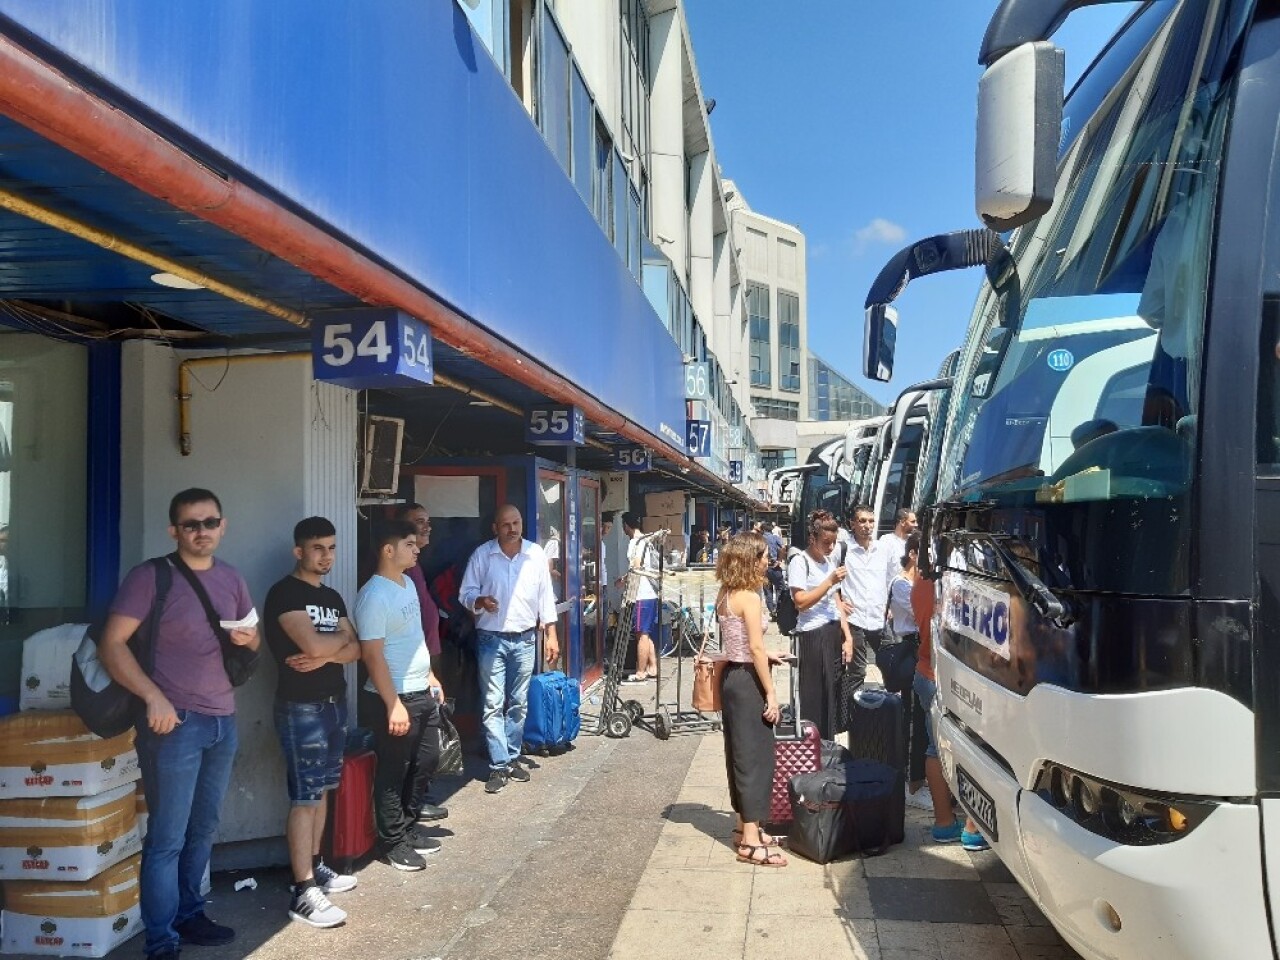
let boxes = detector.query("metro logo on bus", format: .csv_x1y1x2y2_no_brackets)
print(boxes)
941,573,1012,661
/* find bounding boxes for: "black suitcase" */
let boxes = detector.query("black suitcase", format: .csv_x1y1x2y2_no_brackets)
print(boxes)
788,760,901,863
845,685,906,844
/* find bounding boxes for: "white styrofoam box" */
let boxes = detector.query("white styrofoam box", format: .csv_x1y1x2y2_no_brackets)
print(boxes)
20,624,90,712
0,712,138,799
2,854,141,957
0,783,141,881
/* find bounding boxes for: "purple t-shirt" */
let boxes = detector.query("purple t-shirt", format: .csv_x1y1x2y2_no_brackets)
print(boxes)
110,557,254,716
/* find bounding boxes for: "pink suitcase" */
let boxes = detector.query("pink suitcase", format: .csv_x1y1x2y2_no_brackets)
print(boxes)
769,638,822,825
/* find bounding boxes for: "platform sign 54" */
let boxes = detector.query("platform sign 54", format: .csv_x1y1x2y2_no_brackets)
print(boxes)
613,446,652,471
312,309,434,389
686,419,712,458
527,405,585,445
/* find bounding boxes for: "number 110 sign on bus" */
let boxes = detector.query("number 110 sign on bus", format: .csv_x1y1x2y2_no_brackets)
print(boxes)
311,308,434,389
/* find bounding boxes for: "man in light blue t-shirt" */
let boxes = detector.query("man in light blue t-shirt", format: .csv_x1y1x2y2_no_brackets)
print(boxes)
355,520,446,873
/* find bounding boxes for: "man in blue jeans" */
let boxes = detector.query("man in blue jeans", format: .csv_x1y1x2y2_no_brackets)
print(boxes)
100,488,259,960
459,504,559,795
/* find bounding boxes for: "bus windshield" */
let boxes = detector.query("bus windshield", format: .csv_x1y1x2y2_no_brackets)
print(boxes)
937,0,1245,594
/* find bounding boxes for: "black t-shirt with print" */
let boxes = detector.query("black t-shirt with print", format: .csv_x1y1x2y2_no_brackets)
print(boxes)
265,575,349,703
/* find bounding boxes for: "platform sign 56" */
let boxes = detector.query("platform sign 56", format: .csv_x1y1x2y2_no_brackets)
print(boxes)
312,309,434,389
613,446,652,471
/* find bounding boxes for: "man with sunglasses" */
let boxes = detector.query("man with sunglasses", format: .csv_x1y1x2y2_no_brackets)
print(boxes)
100,488,258,960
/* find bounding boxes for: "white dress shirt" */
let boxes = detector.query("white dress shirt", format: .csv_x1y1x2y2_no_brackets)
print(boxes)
878,531,907,576
842,538,894,630
459,538,558,633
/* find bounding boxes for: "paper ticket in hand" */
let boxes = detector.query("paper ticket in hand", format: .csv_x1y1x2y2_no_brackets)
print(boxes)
219,609,259,631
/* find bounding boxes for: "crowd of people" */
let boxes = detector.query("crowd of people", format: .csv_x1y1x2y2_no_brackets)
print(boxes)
712,506,988,870
99,488,560,959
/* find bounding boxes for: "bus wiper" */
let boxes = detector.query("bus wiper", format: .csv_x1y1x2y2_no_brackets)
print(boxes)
952,529,1069,625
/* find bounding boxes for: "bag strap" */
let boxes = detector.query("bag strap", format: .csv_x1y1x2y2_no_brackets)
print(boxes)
136,557,173,675
168,552,236,656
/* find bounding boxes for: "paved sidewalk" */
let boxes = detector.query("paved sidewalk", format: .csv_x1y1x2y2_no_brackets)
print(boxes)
606,733,1080,960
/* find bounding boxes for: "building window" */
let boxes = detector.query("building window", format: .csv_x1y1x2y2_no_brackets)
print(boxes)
752,396,799,421
777,238,798,281
778,291,800,394
539,8,571,175
747,283,771,387
745,228,768,272
594,118,613,238
570,64,594,206
760,449,797,472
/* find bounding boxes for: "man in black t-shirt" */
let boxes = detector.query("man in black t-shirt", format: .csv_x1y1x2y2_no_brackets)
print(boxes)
265,517,360,930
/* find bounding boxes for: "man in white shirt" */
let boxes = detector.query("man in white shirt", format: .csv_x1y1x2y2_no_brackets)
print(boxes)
619,513,660,682
459,505,559,795
841,504,895,689
877,509,917,577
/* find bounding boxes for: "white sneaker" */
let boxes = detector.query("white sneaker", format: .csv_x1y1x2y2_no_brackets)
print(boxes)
905,786,934,813
289,885,347,928
313,860,357,894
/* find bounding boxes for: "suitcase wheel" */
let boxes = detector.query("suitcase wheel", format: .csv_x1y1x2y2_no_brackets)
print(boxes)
654,706,672,741
623,699,645,723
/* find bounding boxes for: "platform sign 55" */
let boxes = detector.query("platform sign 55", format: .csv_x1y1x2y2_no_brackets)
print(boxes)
312,309,434,389
527,405,585,445
613,446,652,471
686,419,712,458
728,461,744,483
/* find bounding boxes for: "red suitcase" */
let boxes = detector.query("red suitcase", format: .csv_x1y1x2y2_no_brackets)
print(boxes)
326,749,376,871
769,638,822,825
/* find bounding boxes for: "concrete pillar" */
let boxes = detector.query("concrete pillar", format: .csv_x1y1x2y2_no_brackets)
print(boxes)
648,10,687,287
687,149,714,334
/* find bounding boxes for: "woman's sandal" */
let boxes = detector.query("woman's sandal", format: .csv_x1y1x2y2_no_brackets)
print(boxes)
736,843,787,867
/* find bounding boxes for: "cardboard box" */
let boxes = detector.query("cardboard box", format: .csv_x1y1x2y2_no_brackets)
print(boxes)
2,855,141,957
20,625,90,713
0,712,139,800
0,783,141,881
641,513,684,535
643,490,686,518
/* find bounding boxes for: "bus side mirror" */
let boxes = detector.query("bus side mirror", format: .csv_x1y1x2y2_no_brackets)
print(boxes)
976,41,1064,231
863,304,899,382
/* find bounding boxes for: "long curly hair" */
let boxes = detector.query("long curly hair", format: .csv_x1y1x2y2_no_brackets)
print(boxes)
716,532,766,592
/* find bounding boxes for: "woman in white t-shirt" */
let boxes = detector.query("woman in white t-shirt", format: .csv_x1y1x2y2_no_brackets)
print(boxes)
786,510,853,739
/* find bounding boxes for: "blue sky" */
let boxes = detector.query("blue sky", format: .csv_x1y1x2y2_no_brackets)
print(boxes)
684,2,1139,405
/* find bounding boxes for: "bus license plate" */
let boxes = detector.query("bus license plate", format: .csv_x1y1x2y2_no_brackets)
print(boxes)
957,766,998,842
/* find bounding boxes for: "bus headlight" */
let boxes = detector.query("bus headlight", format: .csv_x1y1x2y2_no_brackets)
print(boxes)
1032,762,1215,845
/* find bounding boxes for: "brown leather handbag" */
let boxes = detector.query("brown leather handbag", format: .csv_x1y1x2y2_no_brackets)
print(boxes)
691,632,726,712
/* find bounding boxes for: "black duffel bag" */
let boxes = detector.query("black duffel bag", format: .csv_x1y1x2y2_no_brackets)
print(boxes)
787,759,901,864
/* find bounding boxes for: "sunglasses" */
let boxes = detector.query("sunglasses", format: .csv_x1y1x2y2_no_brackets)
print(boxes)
177,517,222,533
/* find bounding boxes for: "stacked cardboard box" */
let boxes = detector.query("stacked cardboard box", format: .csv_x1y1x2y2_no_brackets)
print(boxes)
643,491,686,518
2,855,141,958
0,783,140,881
0,712,139,801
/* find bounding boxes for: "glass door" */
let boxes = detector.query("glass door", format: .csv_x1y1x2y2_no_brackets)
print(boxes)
536,469,570,668
578,477,602,683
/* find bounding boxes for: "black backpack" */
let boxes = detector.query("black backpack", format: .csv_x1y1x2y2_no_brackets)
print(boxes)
777,544,847,635
70,557,171,739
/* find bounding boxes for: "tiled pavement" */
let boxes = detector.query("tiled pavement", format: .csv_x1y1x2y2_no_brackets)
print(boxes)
605,732,1080,960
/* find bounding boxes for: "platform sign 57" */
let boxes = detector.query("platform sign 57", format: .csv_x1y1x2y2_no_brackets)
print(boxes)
686,419,712,458
312,309,434,389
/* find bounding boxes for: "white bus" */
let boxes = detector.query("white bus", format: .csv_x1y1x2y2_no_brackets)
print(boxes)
860,1,1280,957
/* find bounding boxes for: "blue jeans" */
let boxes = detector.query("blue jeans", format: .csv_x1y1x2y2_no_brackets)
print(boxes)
912,671,939,759
273,699,347,805
135,711,238,957
476,629,536,771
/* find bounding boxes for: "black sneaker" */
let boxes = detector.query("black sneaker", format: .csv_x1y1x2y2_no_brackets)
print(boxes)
175,912,235,947
384,841,427,872
514,754,541,770
416,802,449,822
485,769,508,794
407,827,442,856
506,762,531,782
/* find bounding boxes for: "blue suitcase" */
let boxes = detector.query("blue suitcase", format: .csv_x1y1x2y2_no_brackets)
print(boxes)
524,670,581,754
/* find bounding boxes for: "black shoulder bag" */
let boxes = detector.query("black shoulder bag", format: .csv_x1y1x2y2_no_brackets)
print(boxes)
169,553,260,687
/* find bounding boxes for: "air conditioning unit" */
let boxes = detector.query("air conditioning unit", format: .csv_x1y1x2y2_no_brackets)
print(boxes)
360,416,405,496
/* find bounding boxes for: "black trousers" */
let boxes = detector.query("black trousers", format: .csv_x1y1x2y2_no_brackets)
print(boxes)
359,689,441,849
847,624,885,691
796,619,845,740
720,662,775,824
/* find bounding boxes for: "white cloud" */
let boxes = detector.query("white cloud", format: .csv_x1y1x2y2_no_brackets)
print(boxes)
853,217,907,255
